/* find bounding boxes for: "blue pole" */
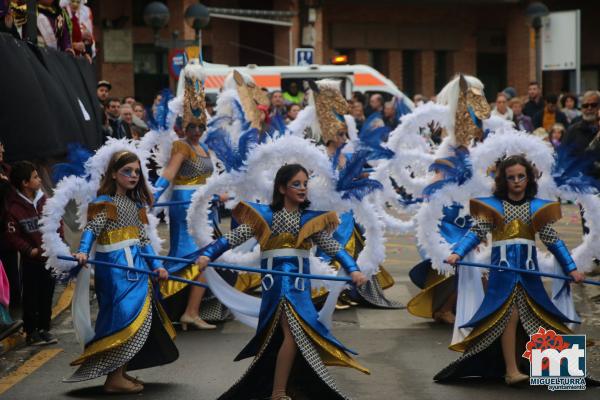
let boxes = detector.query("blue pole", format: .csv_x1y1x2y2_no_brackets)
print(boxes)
446,260,600,287
57,255,209,289
141,253,353,283
153,200,191,207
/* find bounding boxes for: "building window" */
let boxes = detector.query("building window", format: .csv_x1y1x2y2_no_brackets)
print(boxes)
369,50,389,76
402,50,416,98
434,51,449,94
134,44,169,104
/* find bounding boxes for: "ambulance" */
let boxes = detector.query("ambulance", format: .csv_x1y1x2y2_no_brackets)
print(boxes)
200,62,414,108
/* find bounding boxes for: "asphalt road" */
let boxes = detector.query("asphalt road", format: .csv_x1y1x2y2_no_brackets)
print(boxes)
2,205,600,399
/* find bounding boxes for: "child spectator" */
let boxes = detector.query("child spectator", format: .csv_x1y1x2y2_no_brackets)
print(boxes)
549,122,566,150
5,161,60,346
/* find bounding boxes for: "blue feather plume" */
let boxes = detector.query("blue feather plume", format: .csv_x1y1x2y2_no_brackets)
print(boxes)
357,125,394,160
146,88,174,131
552,144,600,194
52,143,93,184
269,113,287,138
394,97,412,121
204,126,244,172
422,148,472,197
336,150,383,200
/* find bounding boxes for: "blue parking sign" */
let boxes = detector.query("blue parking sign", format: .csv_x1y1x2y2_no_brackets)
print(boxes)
295,48,314,66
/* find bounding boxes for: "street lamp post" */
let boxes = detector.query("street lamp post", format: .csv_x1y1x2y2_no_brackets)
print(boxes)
525,2,550,85
143,1,170,43
184,3,211,64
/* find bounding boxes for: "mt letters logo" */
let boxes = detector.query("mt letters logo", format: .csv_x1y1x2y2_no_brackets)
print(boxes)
523,327,586,391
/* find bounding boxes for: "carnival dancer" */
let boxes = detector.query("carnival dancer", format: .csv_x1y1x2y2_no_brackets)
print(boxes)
400,74,491,324
66,149,177,393
153,63,226,329
196,164,370,400
436,155,585,385
305,79,400,309
407,151,473,324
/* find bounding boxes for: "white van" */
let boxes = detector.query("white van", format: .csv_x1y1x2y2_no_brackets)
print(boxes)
200,63,413,108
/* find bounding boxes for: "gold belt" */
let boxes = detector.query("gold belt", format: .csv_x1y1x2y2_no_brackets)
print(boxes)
97,226,140,245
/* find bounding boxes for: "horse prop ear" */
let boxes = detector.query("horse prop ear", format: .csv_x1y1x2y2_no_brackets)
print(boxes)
459,74,468,93
233,70,244,86
306,79,320,94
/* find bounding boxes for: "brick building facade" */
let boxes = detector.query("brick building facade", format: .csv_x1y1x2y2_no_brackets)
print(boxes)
88,0,600,103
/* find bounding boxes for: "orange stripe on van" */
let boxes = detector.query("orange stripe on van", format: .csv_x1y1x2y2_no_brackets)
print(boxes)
205,75,225,89
354,73,385,86
253,75,280,88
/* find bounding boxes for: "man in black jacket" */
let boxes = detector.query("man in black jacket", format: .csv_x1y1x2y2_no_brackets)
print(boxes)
523,81,544,118
563,91,600,240
563,91,600,173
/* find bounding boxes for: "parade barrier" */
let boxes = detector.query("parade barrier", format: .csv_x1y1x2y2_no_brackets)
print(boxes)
57,255,209,288
0,33,102,162
445,260,600,286
141,253,354,283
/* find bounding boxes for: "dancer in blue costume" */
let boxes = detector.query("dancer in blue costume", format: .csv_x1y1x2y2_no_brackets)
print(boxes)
69,151,177,394
196,164,370,400
311,78,399,309
408,205,471,322
436,155,585,385
407,152,473,324
324,133,400,309
153,63,228,330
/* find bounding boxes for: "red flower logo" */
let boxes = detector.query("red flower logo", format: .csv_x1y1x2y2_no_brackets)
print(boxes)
523,327,570,371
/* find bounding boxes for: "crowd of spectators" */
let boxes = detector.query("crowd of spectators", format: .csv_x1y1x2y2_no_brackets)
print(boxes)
95,78,411,145
0,0,95,61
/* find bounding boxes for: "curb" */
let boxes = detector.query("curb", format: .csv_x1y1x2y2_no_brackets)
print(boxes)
0,282,74,356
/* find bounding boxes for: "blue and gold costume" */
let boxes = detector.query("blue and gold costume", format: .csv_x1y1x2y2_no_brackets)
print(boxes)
201,201,369,399
155,140,214,299
435,196,577,381
323,149,399,308
318,211,400,308
155,140,259,321
407,204,472,318
67,194,177,381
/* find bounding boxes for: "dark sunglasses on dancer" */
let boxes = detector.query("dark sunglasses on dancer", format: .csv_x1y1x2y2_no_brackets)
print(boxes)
581,102,599,109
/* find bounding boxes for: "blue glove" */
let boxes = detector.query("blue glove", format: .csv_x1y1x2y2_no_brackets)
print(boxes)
154,176,171,203
334,249,360,274
200,237,231,261
78,230,95,255
547,240,577,274
452,231,480,258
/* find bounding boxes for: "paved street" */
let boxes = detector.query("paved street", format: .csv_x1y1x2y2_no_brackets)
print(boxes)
1,205,600,399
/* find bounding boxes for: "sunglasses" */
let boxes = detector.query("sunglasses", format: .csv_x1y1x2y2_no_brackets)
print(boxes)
119,167,142,178
581,102,599,109
506,173,527,183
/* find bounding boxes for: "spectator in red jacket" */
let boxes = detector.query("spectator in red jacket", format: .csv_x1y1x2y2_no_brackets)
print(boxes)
0,141,20,312
5,161,60,346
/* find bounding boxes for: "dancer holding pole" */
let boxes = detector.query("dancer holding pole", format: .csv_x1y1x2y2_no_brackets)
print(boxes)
41,140,179,394
65,150,177,393
436,155,585,385
195,164,369,400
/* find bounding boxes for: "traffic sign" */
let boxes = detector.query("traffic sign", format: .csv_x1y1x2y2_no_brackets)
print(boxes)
295,48,314,66
169,49,188,80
